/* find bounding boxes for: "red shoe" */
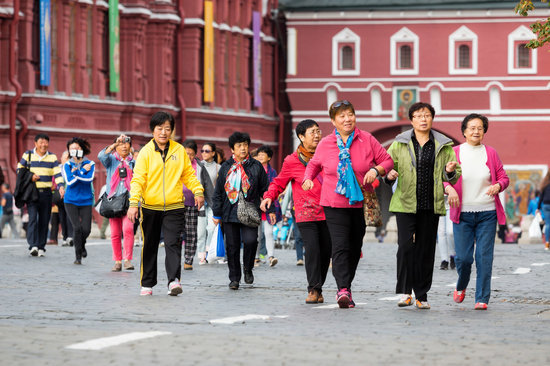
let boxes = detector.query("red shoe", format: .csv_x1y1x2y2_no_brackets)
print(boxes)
474,302,488,310
336,288,351,309
453,289,466,303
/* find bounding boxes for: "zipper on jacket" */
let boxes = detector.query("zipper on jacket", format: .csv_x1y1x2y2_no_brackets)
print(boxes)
162,150,166,212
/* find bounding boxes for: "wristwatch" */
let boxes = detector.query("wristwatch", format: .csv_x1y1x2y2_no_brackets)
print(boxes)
370,167,379,177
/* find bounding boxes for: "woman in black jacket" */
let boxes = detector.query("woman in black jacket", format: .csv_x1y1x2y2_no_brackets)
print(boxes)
212,132,274,290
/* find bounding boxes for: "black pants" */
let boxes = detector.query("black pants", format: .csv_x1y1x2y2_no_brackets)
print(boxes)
323,207,366,290
65,204,92,260
395,210,440,302
140,207,185,288
224,222,259,282
49,212,59,241
297,220,332,292
27,190,52,250
58,201,73,240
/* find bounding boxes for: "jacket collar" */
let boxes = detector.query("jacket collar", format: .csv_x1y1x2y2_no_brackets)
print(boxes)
394,128,452,146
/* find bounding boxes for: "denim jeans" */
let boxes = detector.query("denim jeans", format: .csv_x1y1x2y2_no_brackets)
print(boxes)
453,210,497,304
541,204,550,242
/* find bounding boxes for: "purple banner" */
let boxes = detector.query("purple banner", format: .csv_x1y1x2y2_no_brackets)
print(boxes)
252,11,262,108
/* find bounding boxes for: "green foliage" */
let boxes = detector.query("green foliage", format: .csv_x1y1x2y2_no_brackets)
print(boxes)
515,0,550,48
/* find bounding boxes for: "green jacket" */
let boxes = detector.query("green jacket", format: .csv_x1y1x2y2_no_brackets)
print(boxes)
387,129,461,215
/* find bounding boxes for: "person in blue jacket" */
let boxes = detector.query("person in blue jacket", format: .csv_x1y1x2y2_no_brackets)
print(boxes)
63,137,95,264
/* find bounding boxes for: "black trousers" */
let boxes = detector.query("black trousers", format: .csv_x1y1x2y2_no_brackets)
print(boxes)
224,222,259,282
297,220,332,292
323,207,366,290
395,210,440,302
65,204,92,260
140,207,185,288
26,190,52,250
58,201,73,240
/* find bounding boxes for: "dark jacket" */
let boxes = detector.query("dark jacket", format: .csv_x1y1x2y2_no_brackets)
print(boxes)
14,165,38,208
212,157,274,223
196,159,215,208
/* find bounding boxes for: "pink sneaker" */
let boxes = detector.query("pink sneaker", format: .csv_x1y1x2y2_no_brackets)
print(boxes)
336,288,351,309
474,302,488,310
454,289,466,303
168,280,182,296
140,287,153,296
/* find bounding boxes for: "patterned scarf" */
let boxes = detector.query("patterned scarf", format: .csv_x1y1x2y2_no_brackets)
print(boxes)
224,155,251,204
109,152,133,197
297,144,314,163
335,129,363,205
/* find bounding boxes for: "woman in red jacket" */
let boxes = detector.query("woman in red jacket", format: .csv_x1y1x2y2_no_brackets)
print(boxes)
261,119,331,304
303,100,393,308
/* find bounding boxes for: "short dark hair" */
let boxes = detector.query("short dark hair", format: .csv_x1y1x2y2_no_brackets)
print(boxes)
35,133,49,142
329,100,355,120
149,111,175,132
228,132,251,149
296,119,319,139
183,139,197,153
257,145,273,159
66,137,91,156
461,113,489,136
408,102,436,121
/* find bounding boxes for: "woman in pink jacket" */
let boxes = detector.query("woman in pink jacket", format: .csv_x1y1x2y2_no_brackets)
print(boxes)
302,100,393,308
444,113,509,310
261,119,330,304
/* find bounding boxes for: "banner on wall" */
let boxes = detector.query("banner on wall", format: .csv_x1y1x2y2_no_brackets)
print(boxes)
109,0,120,93
204,0,214,103
39,0,51,86
252,11,262,108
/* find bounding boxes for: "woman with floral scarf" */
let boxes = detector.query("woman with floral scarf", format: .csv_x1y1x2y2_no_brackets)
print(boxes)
303,100,393,308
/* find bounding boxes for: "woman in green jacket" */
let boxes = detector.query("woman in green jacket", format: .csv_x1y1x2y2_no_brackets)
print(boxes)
386,102,461,310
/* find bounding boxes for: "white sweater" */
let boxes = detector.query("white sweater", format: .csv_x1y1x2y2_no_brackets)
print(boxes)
459,143,495,212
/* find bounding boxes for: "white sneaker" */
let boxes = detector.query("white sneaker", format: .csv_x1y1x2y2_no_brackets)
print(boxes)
29,247,38,256
199,258,207,265
140,287,153,296
38,249,45,257
167,280,182,296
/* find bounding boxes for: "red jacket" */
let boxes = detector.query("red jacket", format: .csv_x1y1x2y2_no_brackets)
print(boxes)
304,128,394,209
444,144,509,225
263,151,325,223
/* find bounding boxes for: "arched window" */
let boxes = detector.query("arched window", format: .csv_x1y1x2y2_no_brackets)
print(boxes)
457,45,470,68
399,45,412,69
517,43,530,68
341,46,354,70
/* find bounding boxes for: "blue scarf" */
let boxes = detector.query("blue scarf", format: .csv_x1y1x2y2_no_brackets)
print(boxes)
335,129,363,205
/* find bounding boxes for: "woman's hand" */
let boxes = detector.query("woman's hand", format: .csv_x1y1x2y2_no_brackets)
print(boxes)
127,207,139,223
83,163,92,172
386,169,399,181
260,198,272,212
194,196,205,210
268,213,277,225
446,186,460,208
212,218,220,225
302,179,314,191
363,169,378,185
486,183,501,197
445,161,458,173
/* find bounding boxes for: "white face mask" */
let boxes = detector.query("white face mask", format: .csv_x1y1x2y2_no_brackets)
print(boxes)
70,149,83,158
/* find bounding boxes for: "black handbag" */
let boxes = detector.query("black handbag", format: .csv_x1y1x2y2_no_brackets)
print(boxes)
237,191,261,227
99,190,130,218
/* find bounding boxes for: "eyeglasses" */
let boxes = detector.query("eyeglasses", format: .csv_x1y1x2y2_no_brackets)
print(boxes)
307,130,322,136
412,114,432,120
201,149,213,153
331,100,351,109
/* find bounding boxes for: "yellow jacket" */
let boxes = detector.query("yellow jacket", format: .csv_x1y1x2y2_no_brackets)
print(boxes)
129,139,204,211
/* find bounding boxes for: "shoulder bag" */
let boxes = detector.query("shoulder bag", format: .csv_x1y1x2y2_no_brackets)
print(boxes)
237,191,261,227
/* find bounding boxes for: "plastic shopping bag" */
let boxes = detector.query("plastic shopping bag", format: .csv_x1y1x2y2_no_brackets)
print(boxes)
529,212,543,239
207,224,225,261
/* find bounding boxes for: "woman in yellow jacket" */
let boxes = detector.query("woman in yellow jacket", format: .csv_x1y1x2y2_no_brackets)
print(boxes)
128,111,204,297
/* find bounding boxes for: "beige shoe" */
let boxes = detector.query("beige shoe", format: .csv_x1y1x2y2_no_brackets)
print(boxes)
111,262,122,272
306,290,319,304
296,259,304,266
124,260,134,270
269,256,278,267
184,263,193,270
317,292,324,303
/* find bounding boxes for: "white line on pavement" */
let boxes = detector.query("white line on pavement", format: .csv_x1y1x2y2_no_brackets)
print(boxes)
513,267,531,274
531,263,550,266
66,331,171,350
209,314,288,325
379,296,402,301
312,303,367,309
446,282,457,287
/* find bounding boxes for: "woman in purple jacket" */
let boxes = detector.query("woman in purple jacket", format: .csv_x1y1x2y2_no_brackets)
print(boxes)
445,114,509,310
303,100,393,308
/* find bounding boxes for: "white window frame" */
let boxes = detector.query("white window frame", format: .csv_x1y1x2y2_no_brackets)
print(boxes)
508,25,537,74
448,26,478,75
332,28,360,76
390,27,418,75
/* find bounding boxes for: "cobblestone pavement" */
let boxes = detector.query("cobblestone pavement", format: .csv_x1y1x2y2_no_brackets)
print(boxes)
0,237,549,365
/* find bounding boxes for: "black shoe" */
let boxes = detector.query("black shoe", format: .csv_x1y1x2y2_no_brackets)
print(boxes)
450,256,456,270
229,281,239,290
439,260,449,270
74,259,82,265
82,249,87,258
244,271,254,284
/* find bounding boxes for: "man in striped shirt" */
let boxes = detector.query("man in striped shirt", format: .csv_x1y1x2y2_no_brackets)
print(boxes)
18,133,65,257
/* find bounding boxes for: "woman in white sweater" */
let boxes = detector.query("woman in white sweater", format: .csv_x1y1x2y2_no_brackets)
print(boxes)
444,114,509,310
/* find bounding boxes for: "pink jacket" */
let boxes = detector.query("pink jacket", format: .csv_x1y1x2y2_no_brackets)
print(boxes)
444,144,509,225
303,128,394,209
264,151,325,222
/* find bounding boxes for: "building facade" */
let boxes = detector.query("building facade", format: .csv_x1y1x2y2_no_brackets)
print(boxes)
0,0,290,190
280,0,550,215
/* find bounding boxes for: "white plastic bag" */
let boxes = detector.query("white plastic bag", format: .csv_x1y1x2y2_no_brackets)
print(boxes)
206,224,225,261
529,212,543,239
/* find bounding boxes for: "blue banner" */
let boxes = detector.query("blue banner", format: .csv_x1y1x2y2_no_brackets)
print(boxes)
39,0,51,86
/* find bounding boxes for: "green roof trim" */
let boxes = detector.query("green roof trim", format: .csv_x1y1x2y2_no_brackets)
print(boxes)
279,0,523,12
